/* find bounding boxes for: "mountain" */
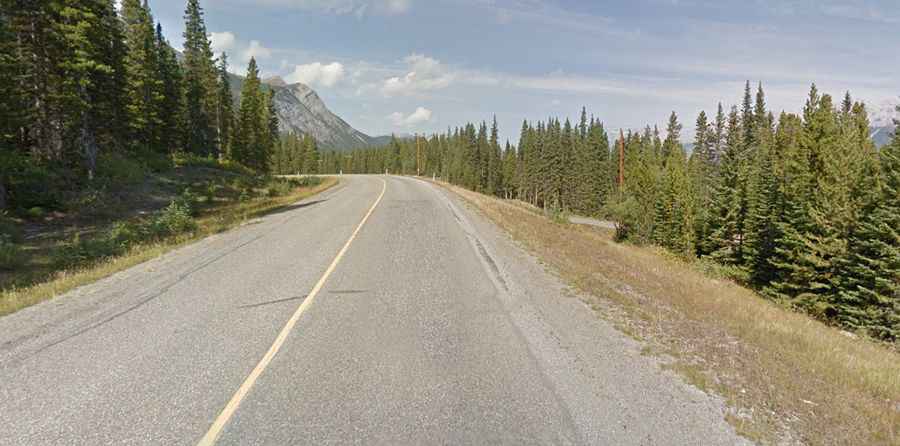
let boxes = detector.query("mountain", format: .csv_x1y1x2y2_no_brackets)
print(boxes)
227,73,385,151
869,98,898,148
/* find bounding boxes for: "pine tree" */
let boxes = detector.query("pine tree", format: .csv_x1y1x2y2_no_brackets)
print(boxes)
488,116,502,195
0,7,23,148
833,125,900,340
182,0,218,156
156,23,183,153
6,0,65,161
121,0,162,153
691,110,715,254
261,88,278,171
56,0,124,178
216,52,234,159
232,57,263,169
708,106,746,264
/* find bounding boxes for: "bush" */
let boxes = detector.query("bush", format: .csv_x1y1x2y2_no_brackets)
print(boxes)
8,163,66,211
53,232,124,268
0,235,23,270
0,212,21,242
266,180,294,197
96,152,146,187
53,192,198,269
150,199,196,237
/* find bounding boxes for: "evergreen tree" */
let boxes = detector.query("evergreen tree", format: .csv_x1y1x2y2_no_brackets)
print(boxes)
156,23,183,153
216,52,234,159
121,0,162,153
0,7,23,148
708,106,746,264
56,0,124,178
833,124,900,340
182,0,218,156
232,57,264,169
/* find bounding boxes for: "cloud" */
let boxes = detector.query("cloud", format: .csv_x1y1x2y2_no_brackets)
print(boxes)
285,62,346,87
209,31,236,55
389,107,433,126
242,40,273,62
230,0,410,16
381,54,455,97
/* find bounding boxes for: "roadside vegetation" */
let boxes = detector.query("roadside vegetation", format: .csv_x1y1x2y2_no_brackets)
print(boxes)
331,84,899,346
0,151,332,316
0,0,339,315
443,182,899,445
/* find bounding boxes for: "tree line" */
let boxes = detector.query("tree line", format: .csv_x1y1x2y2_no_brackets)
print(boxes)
0,0,286,210
327,83,899,341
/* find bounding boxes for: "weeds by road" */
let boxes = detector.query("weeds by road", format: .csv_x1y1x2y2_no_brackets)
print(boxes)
441,181,900,446
0,166,335,317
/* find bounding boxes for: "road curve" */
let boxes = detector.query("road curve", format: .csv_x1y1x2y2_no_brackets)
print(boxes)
0,175,747,445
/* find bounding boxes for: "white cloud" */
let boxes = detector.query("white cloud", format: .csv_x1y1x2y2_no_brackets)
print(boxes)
285,62,346,87
233,0,410,16
381,54,455,97
383,0,410,14
389,107,433,126
242,40,273,62
209,31,236,55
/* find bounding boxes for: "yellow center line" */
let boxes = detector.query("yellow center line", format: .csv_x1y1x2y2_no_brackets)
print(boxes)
197,178,387,446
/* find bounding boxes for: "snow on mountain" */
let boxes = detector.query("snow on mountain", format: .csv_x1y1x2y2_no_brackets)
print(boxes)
869,98,898,147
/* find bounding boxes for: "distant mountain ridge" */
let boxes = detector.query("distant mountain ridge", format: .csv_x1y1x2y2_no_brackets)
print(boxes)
869,98,898,148
227,73,386,151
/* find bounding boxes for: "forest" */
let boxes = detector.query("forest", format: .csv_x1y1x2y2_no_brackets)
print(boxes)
0,0,319,211
0,1,896,342
323,84,900,342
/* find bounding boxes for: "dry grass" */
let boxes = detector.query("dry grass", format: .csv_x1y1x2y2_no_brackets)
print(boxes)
442,182,900,446
0,177,337,317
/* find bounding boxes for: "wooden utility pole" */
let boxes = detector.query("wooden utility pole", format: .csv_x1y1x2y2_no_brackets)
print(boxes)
617,129,625,190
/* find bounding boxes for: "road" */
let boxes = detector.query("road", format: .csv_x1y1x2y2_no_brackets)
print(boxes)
0,176,747,445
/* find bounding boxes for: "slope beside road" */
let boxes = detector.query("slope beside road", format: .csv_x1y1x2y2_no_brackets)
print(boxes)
0,175,747,445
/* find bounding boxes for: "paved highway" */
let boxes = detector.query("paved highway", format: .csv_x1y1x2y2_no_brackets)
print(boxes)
0,175,747,445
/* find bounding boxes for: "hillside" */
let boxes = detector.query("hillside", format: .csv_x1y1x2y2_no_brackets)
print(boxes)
227,73,384,151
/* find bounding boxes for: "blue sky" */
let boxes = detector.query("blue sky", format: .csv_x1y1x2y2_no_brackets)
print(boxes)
148,0,900,142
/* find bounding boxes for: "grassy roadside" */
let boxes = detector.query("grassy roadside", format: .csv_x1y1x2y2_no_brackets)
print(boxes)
0,176,336,317
438,181,899,445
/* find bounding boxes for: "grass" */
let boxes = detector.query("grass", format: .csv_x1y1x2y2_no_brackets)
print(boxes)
439,181,900,446
0,176,336,317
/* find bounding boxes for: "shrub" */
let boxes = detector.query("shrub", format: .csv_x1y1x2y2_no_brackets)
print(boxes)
152,200,196,236
0,212,21,242
53,232,124,268
96,152,146,187
8,163,66,210
0,235,23,270
266,180,294,197
52,193,198,269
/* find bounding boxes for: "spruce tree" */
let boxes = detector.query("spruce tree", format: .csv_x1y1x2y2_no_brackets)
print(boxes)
56,0,124,178
121,0,163,153
708,106,746,265
232,57,262,169
156,23,183,153
182,0,218,156
216,52,234,159
261,88,278,171
833,124,900,340
0,7,23,148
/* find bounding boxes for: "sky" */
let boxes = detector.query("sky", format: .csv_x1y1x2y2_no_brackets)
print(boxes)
147,0,900,142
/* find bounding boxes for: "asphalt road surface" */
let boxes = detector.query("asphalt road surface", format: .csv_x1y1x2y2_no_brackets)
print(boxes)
0,176,748,445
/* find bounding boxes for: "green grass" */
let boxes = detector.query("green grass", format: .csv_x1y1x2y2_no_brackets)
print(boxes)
0,166,335,317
